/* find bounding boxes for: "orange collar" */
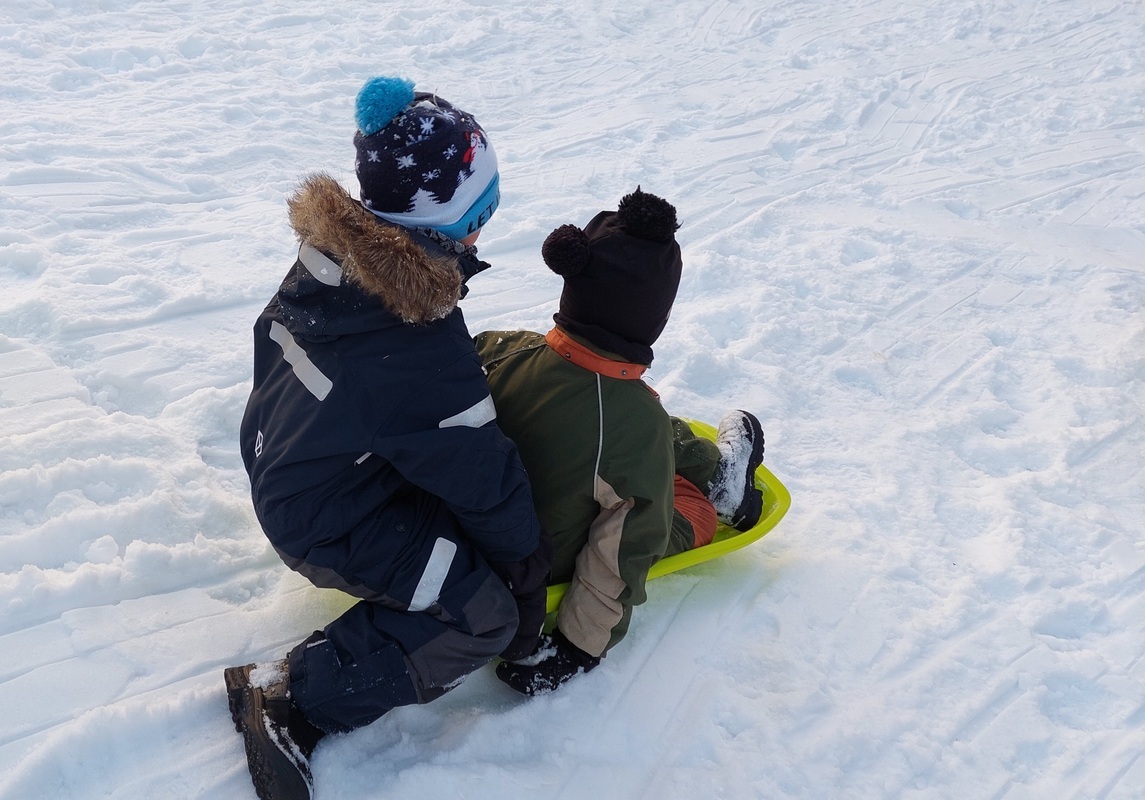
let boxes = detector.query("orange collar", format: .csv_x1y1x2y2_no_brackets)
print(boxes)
545,328,648,380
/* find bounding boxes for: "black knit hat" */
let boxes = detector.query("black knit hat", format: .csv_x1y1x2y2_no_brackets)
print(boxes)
544,188,682,365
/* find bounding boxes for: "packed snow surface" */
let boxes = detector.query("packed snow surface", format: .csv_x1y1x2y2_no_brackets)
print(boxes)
2,1,1143,798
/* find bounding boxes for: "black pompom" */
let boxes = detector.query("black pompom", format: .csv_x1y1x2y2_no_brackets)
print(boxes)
542,224,591,276
615,187,679,243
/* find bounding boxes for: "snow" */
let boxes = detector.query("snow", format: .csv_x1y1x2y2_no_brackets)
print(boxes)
2,0,1143,797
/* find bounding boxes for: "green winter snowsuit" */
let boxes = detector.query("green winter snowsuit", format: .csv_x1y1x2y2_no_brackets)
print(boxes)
476,327,716,656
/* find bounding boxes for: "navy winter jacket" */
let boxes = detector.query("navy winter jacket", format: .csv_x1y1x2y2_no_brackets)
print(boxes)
240,175,540,591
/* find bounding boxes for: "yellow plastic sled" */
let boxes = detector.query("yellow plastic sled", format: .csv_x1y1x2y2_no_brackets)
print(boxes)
544,418,791,613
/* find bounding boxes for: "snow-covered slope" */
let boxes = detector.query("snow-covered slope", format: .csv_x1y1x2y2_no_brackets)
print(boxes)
2,1,1143,797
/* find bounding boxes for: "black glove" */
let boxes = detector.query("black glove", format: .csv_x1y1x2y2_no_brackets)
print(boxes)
495,629,601,695
489,531,553,661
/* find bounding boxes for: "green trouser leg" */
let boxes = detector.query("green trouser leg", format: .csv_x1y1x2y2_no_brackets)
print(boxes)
665,417,721,557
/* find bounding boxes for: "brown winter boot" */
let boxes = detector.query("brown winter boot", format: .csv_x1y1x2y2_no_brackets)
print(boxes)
225,661,326,800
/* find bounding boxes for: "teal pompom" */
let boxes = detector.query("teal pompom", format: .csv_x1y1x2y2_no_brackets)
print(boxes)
355,76,416,136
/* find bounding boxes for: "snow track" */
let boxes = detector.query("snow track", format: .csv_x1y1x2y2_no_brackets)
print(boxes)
2,0,1143,797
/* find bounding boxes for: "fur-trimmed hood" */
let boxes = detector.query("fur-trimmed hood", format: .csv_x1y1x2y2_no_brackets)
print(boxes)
286,173,465,324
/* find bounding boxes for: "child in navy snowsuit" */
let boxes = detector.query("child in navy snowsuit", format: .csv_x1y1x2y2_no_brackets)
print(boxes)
224,77,550,800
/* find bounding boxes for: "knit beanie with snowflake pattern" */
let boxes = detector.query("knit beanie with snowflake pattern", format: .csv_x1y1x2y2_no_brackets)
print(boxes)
542,188,683,366
353,76,500,241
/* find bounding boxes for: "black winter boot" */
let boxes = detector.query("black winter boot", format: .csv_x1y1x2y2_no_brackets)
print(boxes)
707,410,765,532
225,661,327,800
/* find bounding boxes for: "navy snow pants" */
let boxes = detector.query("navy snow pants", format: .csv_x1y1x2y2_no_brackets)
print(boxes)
281,503,519,733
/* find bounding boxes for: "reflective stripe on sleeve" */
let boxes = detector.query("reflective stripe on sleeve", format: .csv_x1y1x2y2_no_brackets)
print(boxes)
269,321,333,401
298,242,343,286
439,394,497,429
